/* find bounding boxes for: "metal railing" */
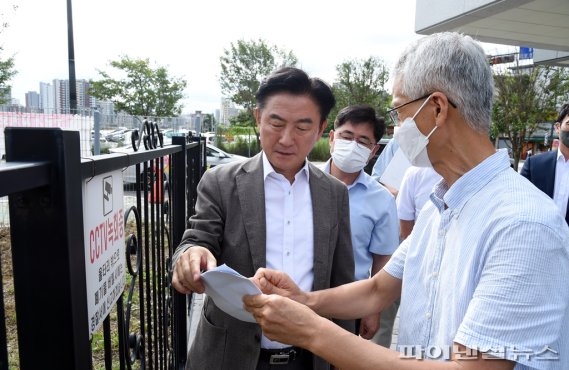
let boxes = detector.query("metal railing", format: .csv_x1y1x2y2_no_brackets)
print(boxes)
0,127,204,369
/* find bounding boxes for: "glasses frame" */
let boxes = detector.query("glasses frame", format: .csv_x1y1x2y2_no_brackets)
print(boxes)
387,93,457,125
335,130,376,150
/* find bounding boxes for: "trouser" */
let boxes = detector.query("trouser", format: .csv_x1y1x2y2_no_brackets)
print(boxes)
371,299,400,348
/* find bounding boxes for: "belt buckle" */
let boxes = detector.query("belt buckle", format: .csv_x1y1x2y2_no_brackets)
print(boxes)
269,354,290,365
269,349,296,365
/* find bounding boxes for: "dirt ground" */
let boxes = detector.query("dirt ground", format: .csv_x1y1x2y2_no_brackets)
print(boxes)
1,227,19,368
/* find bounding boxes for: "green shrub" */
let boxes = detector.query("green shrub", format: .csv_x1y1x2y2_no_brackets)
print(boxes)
91,142,112,155
219,137,260,157
308,137,331,162
218,134,330,162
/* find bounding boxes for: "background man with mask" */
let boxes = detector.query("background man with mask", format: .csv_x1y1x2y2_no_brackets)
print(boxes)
321,105,399,340
396,166,442,240
521,102,569,225
243,32,569,370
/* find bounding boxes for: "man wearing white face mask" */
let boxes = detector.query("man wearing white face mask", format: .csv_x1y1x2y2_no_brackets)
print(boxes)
321,105,399,341
390,94,455,167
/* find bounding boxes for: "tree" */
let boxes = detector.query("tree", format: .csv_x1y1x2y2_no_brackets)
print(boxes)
0,48,15,104
0,5,17,105
491,65,569,170
90,56,187,117
329,56,391,132
229,110,255,127
202,113,215,132
219,39,297,121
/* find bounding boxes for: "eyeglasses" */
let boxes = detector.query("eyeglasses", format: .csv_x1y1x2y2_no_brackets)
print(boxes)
386,93,457,125
335,130,376,149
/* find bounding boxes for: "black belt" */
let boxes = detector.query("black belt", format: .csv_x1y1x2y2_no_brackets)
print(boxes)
259,347,306,365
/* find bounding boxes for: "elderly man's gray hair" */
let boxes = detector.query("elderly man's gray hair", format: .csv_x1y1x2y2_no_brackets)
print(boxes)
393,32,494,133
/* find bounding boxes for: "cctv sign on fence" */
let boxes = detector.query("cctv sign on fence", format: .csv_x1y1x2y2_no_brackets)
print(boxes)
82,171,126,336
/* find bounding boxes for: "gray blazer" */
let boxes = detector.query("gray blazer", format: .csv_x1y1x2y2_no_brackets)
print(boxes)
172,153,355,370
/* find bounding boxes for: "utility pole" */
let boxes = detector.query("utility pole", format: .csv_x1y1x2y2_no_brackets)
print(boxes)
67,0,77,114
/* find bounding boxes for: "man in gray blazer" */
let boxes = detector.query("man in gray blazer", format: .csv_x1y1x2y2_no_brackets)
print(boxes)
171,67,355,370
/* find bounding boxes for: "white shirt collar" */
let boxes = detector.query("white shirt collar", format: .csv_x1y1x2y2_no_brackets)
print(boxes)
557,149,569,163
262,151,310,182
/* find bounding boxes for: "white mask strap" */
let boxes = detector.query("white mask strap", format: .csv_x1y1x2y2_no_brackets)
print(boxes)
425,125,438,140
412,95,432,120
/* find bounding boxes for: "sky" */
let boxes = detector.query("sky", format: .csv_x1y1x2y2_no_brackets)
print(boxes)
1,0,514,115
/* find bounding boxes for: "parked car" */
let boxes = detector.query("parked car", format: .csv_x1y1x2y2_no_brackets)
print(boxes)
162,133,246,168
106,128,135,143
110,142,246,185
364,138,391,175
201,132,216,145
162,128,190,139
205,144,246,168
109,144,168,187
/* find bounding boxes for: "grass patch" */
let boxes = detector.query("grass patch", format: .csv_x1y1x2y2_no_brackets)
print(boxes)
1,227,19,369
1,213,169,369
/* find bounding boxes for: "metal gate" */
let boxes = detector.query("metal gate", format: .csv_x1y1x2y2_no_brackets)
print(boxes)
0,127,204,370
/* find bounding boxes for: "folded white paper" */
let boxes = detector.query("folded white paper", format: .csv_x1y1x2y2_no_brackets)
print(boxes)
379,147,411,191
201,264,261,323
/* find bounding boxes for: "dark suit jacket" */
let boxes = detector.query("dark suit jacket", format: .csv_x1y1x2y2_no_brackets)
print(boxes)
173,153,355,370
521,150,569,224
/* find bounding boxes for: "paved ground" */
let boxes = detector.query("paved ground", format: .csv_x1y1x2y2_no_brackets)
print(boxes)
0,197,7,227
187,293,203,349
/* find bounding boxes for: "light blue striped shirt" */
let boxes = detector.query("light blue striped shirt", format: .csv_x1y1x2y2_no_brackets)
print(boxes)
322,160,399,280
385,149,569,369
371,138,399,180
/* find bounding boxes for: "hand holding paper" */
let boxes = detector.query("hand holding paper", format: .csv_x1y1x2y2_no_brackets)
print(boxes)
201,264,261,322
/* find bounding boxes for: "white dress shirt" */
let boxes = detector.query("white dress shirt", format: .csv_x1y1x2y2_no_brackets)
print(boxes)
261,152,314,349
396,166,442,221
553,150,569,218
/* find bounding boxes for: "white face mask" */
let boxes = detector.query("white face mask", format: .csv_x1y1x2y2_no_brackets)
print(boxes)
394,96,438,167
331,139,372,173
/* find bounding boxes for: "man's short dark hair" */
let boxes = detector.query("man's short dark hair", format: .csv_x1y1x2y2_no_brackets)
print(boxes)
557,103,569,123
334,105,385,143
255,67,336,124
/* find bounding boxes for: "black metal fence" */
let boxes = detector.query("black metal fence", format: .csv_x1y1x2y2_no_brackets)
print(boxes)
0,127,204,369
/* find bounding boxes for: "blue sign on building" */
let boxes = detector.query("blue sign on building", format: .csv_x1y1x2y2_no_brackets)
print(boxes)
519,47,534,60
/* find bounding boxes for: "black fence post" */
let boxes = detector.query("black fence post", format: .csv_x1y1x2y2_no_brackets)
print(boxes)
171,137,187,268
171,136,188,369
5,127,90,369
187,138,204,219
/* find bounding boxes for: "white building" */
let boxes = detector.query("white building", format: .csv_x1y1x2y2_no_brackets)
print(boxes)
40,82,55,112
52,78,98,113
415,0,569,66
53,79,70,114
220,97,240,125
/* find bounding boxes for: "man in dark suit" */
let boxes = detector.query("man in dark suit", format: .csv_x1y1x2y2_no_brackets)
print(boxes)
521,103,569,225
171,67,355,370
